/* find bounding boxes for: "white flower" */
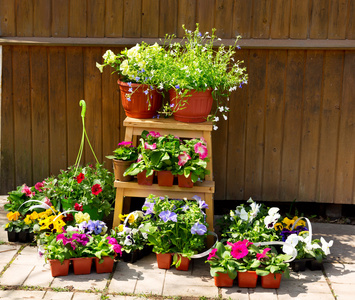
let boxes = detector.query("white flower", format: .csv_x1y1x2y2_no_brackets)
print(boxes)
132,228,139,235
239,207,249,222
321,237,333,255
213,125,218,130
214,116,219,122
249,202,261,219
264,207,280,228
124,236,133,246
283,234,299,256
223,115,228,120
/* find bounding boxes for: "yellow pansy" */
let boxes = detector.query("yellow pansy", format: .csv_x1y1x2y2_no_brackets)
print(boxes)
24,215,32,225
7,211,20,221
292,216,306,228
75,212,90,224
282,217,294,230
127,214,135,224
29,211,39,220
274,222,283,231
119,214,128,221
118,224,124,232
5,223,10,229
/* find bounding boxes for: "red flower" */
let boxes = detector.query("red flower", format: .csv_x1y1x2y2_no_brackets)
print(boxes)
91,184,102,196
63,213,74,223
76,173,85,183
74,203,83,211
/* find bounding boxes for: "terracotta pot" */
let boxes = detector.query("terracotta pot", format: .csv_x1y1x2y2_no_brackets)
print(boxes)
7,231,18,242
214,272,234,287
177,174,193,188
49,259,70,277
157,170,174,187
113,159,134,182
261,272,282,289
237,271,258,288
169,89,213,123
118,80,162,119
71,257,93,275
175,255,191,271
137,170,154,185
95,256,115,274
156,253,172,269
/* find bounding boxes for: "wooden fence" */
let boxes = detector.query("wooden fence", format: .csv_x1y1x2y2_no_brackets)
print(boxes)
1,0,354,205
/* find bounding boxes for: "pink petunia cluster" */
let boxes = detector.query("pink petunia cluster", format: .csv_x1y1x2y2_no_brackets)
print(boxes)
207,248,218,260
256,247,271,260
118,141,133,147
56,232,90,250
107,237,123,256
227,239,253,259
34,181,45,192
144,142,157,150
22,185,34,198
194,142,208,160
147,131,161,138
178,151,191,166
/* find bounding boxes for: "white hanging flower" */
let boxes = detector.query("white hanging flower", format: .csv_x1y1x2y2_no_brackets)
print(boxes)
321,237,333,255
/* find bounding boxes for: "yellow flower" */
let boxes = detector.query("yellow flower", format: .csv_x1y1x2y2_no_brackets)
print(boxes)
103,50,116,64
292,216,306,228
282,217,294,230
274,222,283,231
119,214,128,221
75,212,90,224
30,211,39,220
127,214,135,224
118,224,124,232
5,223,10,229
7,211,20,221
24,215,32,225
120,60,130,76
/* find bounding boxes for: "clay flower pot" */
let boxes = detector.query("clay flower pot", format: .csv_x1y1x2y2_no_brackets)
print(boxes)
157,170,174,187
95,256,115,274
71,257,93,275
177,174,193,188
261,272,282,289
156,253,172,269
113,159,134,182
137,170,154,185
175,255,191,271
214,272,234,287
49,259,70,277
237,271,258,288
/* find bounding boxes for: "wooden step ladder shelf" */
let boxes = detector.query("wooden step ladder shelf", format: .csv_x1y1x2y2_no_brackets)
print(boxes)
112,117,215,246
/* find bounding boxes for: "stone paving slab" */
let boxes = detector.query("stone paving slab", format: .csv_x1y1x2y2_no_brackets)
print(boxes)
72,292,102,300
330,283,354,300
0,290,46,299
42,291,74,299
323,262,355,284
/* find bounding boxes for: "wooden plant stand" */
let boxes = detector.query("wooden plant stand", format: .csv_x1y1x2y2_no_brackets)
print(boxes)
112,117,215,246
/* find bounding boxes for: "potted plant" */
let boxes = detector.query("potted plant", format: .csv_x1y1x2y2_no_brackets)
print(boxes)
96,43,165,118
205,242,238,287
175,137,210,188
141,194,209,270
106,141,138,182
159,24,248,128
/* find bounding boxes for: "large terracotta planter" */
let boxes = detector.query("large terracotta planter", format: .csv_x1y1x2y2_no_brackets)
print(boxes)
156,253,172,269
157,170,174,187
113,159,134,182
175,255,191,271
237,271,258,288
177,174,193,188
137,170,154,185
49,259,70,277
214,272,234,287
169,89,213,123
261,273,282,289
95,256,115,274
118,80,162,119
71,257,93,275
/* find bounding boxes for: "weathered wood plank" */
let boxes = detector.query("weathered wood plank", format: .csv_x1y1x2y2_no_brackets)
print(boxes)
159,0,178,36
335,51,355,204
232,0,252,38
0,0,16,36
252,0,271,38
328,0,348,39
317,51,343,203
66,47,84,166
270,0,291,39
52,0,69,37
49,47,67,174
290,0,310,39
0,46,15,192
310,0,329,39
244,50,267,200
105,0,124,37
262,50,287,201
215,0,234,38
141,0,159,38
30,46,50,182
16,0,33,36
33,0,51,37
123,0,142,37
346,0,355,39
196,0,215,34
280,50,305,202
69,0,87,37
177,0,196,37
87,0,105,37
12,46,32,186
298,51,323,202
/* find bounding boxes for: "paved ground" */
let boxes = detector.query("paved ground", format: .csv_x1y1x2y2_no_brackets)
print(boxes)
0,196,354,300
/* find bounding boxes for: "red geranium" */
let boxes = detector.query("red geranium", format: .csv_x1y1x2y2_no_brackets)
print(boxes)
91,184,102,196
74,203,83,211
76,172,85,183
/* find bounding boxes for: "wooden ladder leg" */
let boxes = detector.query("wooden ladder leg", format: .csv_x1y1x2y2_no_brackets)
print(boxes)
112,188,124,228
205,193,215,248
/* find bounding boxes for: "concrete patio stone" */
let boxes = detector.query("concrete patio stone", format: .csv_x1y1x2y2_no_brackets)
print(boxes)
72,292,102,299
42,291,74,299
330,283,354,300
221,286,250,300
323,262,355,284
0,263,34,286
0,289,46,299
22,263,53,287
163,283,219,298
249,287,278,300
134,268,165,295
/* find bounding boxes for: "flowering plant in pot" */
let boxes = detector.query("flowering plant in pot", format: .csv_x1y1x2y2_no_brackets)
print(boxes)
141,194,209,270
158,24,248,127
106,141,138,182
96,43,165,118
219,198,281,243
205,242,238,287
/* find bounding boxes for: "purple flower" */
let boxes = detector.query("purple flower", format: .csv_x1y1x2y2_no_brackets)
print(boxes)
159,210,177,222
175,85,180,89
142,200,155,215
191,222,207,235
193,195,208,209
72,233,90,246
87,220,105,235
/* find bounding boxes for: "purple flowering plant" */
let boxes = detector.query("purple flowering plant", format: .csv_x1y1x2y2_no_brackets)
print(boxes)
140,194,208,263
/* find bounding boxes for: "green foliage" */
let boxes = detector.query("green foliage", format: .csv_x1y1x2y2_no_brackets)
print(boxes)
106,141,138,161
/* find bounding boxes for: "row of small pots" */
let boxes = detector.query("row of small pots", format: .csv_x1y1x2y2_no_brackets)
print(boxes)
215,271,283,289
156,252,191,271
7,230,34,243
49,256,115,277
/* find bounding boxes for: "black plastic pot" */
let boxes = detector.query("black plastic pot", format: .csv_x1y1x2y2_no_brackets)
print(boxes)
7,231,18,242
307,259,323,271
122,250,139,263
290,259,309,272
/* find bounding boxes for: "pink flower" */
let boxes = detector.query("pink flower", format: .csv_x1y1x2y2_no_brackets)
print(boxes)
194,142,208,159
107,236,123,256
256,248,271,260
22,185,34,197
207,248,218,260
34,181,45,192
147,131,161,138
118,141,133,147
43,197,52,207
137,154,143,162
236,239,253,247
144,142,156,150
178,152,191,166
227,241,249,259
91,184,102,196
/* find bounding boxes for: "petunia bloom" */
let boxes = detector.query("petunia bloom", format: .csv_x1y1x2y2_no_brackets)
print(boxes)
76,173,85,183
256,248,271,260
118,141,133,147
228,242,249,259
22,185,34,197
147,131,161,138
91,184,102,195
191,222,207,235
34,181,45,192
207,248,218,260
74,203,83,212
194,142,208,159
159,210,177,222
144,142,157,150
178,152,191,166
